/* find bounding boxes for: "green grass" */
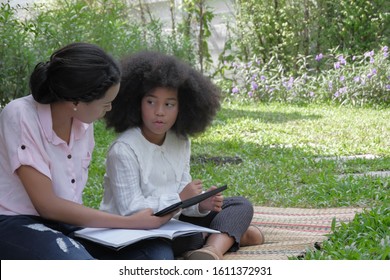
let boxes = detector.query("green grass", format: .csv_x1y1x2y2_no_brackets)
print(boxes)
84,102,390,259
300,206,390,260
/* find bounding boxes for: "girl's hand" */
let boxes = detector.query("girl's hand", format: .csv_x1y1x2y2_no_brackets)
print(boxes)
179,179,203,201
127,208,176,229
199,186,223,212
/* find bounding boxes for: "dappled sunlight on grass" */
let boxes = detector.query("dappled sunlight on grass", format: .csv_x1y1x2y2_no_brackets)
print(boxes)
85,102,389,260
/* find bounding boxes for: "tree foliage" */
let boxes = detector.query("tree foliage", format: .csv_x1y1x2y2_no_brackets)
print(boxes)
0,0,388,106
221,0,389,73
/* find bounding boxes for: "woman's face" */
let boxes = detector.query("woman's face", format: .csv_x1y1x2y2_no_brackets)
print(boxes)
75,83,120,123
140,87,179,145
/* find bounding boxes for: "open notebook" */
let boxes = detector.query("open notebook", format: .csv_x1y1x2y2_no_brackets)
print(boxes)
74,219,220,250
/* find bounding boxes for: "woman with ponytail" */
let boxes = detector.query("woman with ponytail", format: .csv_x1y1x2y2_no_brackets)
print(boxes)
0,43,175,260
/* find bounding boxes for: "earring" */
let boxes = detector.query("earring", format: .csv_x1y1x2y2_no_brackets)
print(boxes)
73,101,79,112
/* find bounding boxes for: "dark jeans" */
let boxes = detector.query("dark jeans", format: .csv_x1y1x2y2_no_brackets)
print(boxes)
0,215,174,260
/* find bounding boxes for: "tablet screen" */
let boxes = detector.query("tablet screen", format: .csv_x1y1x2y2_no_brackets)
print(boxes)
154,185,227,216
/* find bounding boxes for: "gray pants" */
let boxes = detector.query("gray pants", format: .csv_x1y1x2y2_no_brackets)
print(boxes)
174,196,254,256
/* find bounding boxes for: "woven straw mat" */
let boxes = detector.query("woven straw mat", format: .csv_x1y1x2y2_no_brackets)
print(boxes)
223,206,363,260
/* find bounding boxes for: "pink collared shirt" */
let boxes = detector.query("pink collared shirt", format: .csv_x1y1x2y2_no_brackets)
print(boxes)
0,95,94,215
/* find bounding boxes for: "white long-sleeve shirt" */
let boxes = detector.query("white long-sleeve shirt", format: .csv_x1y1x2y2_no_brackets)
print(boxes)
100,127,208,217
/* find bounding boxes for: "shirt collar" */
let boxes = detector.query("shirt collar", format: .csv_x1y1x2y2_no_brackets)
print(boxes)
37,101,90,145
118,128,188,185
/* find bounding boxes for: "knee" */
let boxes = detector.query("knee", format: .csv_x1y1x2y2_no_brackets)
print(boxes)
223,196,253,210
232,196,253,207
230,196,254,216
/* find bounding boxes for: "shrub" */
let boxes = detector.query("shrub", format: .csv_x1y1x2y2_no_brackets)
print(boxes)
0,2,37,104
0,0,196,106
216,46,390,107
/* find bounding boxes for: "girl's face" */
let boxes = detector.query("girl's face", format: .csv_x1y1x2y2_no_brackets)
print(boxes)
141,87,179,145
75,83,120,123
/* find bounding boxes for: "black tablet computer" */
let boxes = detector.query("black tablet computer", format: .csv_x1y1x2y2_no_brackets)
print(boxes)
154,185,227,216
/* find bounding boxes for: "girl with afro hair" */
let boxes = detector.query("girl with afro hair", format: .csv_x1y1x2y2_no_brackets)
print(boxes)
100,51,264,259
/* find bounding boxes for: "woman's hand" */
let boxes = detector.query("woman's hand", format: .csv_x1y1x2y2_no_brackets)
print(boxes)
198,186,223,212
126,208,177,229
179,179,203,201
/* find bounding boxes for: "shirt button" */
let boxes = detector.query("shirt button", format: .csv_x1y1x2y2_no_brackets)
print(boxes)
21,145,26,150
71,179,75,184
67,154,72,159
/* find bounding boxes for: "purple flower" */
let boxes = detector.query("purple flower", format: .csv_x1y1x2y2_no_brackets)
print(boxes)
353,76,360,83
386,85,390,90
382,46,389,58
260,75,266,81
315,53,323,61
334,61,341,69
334,87,348,97
340,76,345,82
283,77,294,90
339,87,347,94
232,87,239,94
309,91,315,97
248,91,253,97
251,81,258,90
364,50,374,58
337,55,346,65
367,68,377,79
328,81,333,90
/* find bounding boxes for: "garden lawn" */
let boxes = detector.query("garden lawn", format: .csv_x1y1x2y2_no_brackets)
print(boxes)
85,102,390,259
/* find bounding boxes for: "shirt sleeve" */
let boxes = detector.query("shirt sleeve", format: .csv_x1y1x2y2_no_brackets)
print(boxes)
103,141,181,216
177,139,210,217
2,101,51,179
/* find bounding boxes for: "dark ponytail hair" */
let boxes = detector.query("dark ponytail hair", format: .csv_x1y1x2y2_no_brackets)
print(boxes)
30,42,121,104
